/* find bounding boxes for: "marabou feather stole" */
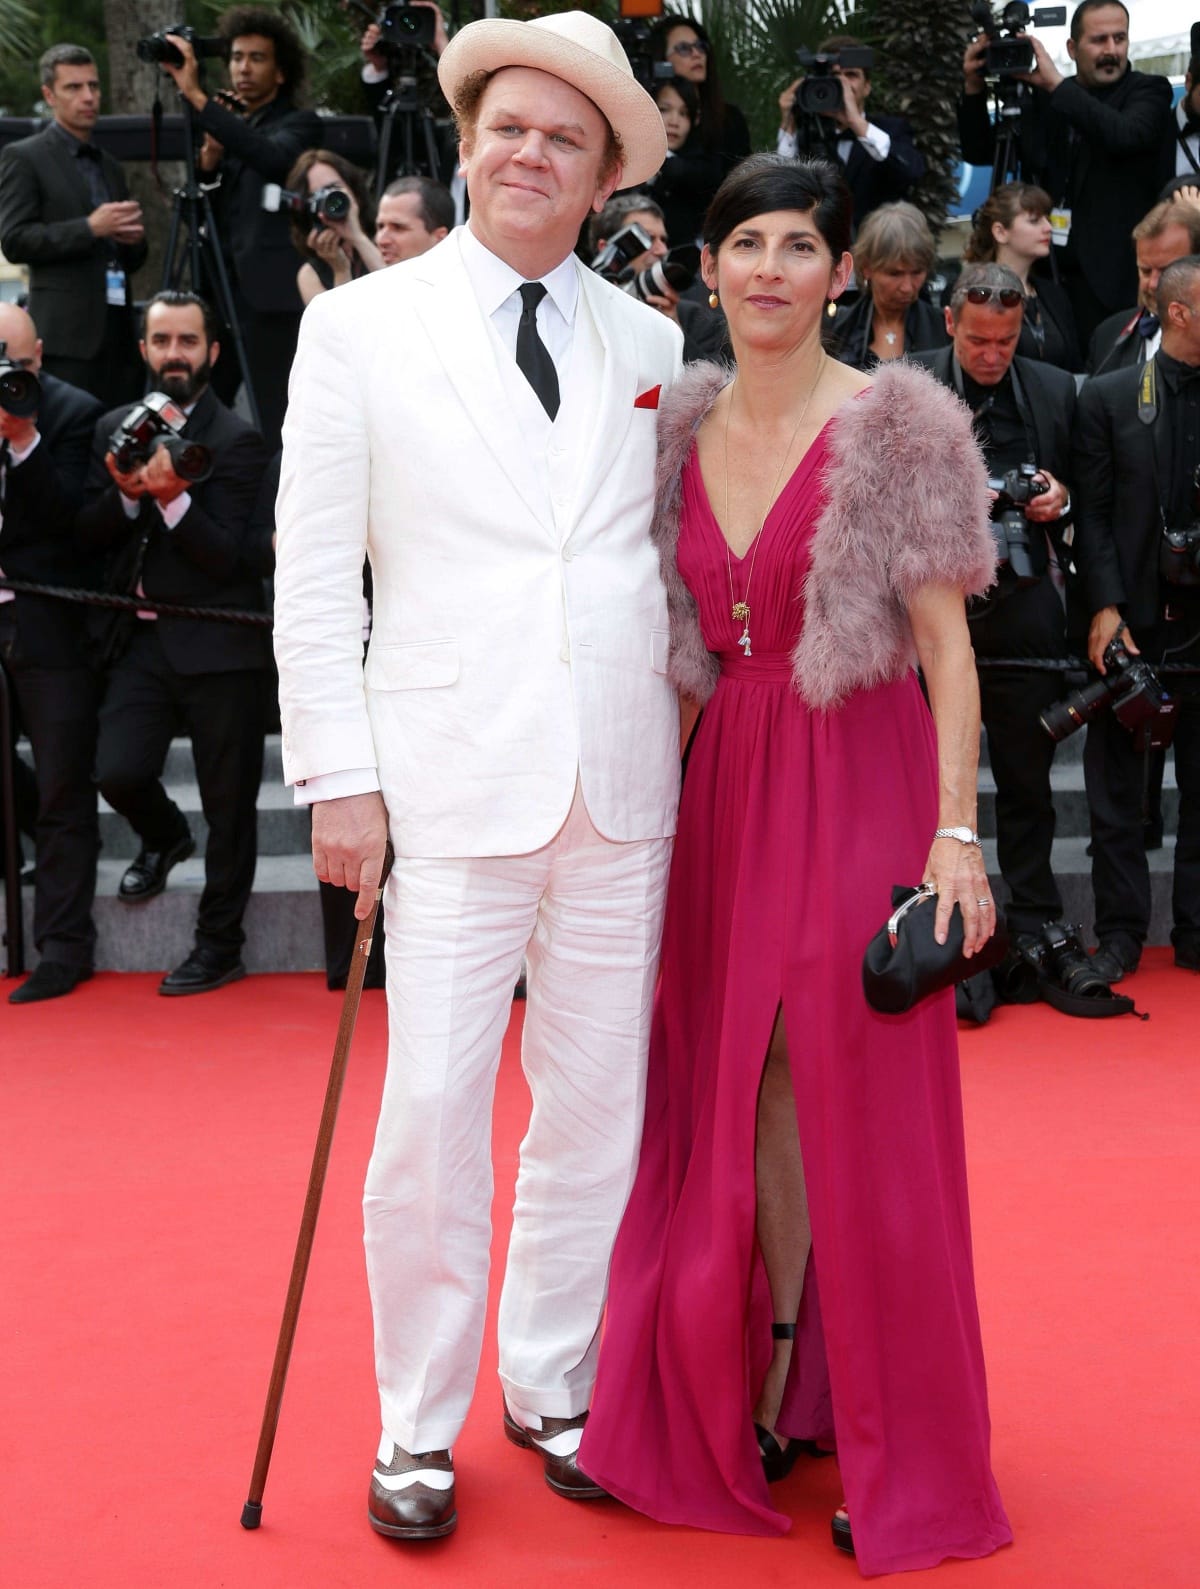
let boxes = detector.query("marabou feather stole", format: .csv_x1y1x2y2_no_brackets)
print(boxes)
651,358,997,710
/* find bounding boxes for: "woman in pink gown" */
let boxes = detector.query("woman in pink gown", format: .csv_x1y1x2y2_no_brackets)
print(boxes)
580,158,1013,1575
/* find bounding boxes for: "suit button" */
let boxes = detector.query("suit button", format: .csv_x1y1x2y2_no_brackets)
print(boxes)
562,546,575,562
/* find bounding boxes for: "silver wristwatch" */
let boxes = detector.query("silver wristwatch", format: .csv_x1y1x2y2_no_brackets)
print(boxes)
934,826,981,846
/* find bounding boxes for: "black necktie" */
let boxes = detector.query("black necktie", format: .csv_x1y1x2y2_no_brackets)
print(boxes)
515,282,560,421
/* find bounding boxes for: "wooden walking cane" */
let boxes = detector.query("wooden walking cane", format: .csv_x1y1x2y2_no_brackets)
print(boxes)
241,841,394,1530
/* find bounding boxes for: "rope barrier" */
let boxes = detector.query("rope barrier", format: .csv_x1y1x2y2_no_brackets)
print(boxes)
0,577,272,627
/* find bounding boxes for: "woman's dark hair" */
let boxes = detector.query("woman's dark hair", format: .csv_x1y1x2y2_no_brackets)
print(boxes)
219,5,307,96
651,14,727,155
653,73,701,131
703,156,853,264
963,181,1052,263
285,149,376,264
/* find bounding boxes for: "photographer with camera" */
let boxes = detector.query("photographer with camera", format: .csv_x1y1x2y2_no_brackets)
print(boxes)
777,35,925,232
1088,198,1200,375
154,7,322,450
1072,255,1200,979
960,1,1173,345
0,45,146,408
0,304,106,1005
913,264,1100,997
76,291,272,997
589,194,719,363
283,149,383,304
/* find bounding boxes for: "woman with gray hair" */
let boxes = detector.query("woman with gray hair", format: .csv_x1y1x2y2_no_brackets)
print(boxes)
828,199,949,369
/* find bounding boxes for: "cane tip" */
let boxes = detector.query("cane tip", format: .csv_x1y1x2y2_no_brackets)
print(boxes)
241,1500,263,1530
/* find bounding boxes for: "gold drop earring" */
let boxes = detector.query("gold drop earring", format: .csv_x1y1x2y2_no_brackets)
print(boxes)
708,288,719,309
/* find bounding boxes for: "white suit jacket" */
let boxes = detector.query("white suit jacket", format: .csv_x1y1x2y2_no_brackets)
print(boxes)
274,228,684,858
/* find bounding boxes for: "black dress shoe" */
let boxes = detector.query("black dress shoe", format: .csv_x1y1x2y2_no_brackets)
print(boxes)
368,1444,456,1540
1091,938,1140,985
8,962,93,1005
118,832,195,903
502,1403,606,1499
158,947,246,996
1174,936,1200,972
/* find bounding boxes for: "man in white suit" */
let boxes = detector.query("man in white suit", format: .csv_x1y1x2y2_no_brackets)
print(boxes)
273,12,683,1540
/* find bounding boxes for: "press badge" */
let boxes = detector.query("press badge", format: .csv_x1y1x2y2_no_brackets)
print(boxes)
1049,208,1071,247
105,264,127,306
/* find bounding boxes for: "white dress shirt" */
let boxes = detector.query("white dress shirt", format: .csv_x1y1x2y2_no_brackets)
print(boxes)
295,225,580,806
776,119,891,167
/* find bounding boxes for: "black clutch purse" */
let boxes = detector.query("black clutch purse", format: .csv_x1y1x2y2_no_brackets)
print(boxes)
862,885,1010,1015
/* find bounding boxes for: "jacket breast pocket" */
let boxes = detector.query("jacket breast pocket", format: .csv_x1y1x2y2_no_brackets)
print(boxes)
366,638,460,690
651,629,670,674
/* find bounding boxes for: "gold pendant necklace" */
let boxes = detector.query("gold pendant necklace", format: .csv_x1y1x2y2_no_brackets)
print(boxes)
723,354,827,658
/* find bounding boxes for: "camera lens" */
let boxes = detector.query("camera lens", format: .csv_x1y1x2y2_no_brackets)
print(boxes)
0,367,39,419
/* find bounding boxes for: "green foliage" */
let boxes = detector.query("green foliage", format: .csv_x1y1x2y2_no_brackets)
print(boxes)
0,0,106,116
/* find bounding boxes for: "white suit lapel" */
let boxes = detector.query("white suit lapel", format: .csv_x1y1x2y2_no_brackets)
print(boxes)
407,231,554,532
570,268,637,526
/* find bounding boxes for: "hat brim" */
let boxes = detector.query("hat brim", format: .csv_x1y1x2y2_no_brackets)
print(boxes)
438,20,667,189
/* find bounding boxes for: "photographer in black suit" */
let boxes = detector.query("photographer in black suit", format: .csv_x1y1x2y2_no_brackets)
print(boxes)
1072,256,1200,979
915,264,1092,986
1088,198,1200,375
0,44,146,407
0,305,105,1005
78,292,272,996
959,0,1172,344
777,35,924,231
156,8,322,449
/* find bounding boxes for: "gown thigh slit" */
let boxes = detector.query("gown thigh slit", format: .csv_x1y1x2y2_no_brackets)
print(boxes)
580,420,1012,1575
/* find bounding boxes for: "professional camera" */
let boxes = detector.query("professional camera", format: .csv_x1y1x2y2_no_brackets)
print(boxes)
793,46,873,118
628,244,701,304
969,1,1067,79
261,183,352,227
1161,523,1200,586
1040,637,1176,750
136,24,227,68
375,1,436,52
0,342,40,419
591,223,654,282
988,463,1046,588
107,392,213,484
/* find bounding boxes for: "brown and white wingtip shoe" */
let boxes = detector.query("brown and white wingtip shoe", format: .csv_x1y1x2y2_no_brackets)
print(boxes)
367,1438,457,1540
502,1403,607,1500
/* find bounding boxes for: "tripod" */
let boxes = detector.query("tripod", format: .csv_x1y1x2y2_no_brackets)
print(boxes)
161,90,261,433
374,47,443,199
987,79,1026,193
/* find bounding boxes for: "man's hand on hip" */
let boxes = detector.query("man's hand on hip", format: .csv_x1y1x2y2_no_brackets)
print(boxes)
312,790,390,920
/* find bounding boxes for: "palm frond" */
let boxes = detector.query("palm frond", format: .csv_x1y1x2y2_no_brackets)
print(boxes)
0,0,40,60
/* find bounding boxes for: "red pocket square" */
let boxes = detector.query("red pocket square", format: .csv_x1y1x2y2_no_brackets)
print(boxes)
634,385,661,410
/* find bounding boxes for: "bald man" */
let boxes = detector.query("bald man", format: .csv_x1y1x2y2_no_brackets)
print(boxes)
0,303,105,1003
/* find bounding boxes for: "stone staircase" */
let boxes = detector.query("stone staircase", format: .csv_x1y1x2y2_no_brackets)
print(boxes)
12,726,1180,971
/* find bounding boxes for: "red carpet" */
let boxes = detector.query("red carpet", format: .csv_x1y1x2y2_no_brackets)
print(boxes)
2,956,1197,1587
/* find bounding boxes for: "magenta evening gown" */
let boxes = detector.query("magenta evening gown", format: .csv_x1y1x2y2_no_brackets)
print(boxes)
580,423,1012,1576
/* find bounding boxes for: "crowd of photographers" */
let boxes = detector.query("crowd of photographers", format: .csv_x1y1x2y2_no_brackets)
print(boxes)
0,0,1197,1006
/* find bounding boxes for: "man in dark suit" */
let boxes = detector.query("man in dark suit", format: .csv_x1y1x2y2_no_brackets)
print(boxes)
0,43,146,407
959,0,1173,344
0,304,105,1004
1088,198,1200,375
78,291,273,996
156,8,322,450
1072,255,1200,980
916,264,1091,979
1160,36,1200,189
777,34,924,231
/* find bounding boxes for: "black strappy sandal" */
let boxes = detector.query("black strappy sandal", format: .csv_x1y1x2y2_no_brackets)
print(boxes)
831,1506,854,1554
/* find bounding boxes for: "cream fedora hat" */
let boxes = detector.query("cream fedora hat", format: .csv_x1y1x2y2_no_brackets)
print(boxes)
437,10,667,188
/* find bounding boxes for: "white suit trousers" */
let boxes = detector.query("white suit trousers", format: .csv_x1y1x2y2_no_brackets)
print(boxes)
364,783,672,1453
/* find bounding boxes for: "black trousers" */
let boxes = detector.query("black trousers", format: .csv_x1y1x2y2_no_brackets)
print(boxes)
970,574,1067,935
210,292,301,452
42,306,144,411
95,625,267,955
1084,636,1200,950
0,619,101,968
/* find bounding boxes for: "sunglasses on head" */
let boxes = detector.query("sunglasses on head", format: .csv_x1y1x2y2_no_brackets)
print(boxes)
965,286,1024,308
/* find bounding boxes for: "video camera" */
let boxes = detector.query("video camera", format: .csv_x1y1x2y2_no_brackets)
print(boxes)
136,24,227,69
261,183,352,228
1040,637,1176,750
107,392,213,484
988,463,1047,588
612,0,672,93
793,46,874,118
969,1,1066,79
0,342,40,419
